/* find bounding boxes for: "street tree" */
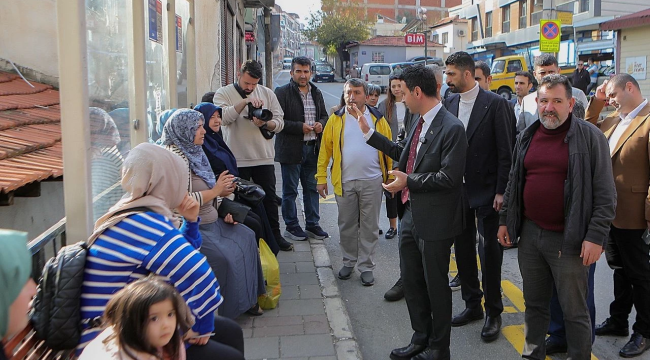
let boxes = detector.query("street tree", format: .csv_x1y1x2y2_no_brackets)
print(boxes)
303,0,369,77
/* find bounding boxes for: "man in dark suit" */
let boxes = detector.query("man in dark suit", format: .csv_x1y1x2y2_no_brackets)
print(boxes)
356,65,467,360
443,52,516,342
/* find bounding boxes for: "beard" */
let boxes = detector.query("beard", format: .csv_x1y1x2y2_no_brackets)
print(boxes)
540,111,564,130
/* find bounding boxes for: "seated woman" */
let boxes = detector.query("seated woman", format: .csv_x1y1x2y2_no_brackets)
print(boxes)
160,109,266,318
78,143,244,360
194,102,284,254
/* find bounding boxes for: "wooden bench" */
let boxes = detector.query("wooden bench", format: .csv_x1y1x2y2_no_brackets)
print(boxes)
3,324,73,360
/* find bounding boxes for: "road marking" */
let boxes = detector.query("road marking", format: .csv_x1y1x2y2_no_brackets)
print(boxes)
502,280,526,312
319,87,345,101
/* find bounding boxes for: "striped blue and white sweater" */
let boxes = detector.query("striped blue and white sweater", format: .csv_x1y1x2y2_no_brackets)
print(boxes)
78,211,222,352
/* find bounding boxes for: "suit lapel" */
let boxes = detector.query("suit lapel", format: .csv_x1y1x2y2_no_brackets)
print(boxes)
447,95,460,117
466,89,491,141
414,108,445,170
611,104,650,157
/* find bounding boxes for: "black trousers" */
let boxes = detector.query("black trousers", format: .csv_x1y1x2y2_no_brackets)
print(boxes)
605,226,650,338
400,207,454,349
238,165,281,240
185,316,244,360
385,192,398,220
453,195,504,316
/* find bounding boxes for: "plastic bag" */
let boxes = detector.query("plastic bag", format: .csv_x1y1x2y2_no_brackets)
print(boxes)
257,238,281,309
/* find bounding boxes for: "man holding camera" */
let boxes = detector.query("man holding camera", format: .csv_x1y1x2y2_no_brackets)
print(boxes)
274,57,329,241
214,60,293,251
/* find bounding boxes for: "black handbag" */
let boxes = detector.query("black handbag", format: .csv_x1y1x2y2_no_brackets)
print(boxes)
233,177,265,206
218,198,251,224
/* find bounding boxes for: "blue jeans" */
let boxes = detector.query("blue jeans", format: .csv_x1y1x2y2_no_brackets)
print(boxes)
280,143,320,228
548,262,597,345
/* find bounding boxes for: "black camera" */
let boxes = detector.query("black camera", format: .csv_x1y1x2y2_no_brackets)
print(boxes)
247,103,273,121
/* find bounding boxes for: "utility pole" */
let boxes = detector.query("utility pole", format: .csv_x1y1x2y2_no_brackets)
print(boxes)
264,7,273,88
416,4,428,65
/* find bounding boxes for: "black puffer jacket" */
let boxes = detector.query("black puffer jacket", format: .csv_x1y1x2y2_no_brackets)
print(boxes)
274,80,328,164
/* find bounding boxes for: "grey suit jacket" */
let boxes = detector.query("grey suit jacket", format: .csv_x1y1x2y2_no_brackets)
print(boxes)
367,106,468,240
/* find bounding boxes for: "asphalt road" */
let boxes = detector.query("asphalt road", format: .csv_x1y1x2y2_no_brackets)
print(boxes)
272,70,636,360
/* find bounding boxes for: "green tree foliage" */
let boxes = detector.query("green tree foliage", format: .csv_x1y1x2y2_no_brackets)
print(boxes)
303,0,369,76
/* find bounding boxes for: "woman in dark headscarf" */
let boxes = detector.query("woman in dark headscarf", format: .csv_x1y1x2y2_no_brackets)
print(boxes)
194,102,284,254
160,109,267,318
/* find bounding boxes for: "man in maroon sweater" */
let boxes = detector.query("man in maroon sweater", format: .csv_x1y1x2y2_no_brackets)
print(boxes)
498,74,616,360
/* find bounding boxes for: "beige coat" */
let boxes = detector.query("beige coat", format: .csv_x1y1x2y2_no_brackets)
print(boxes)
585,98,650,229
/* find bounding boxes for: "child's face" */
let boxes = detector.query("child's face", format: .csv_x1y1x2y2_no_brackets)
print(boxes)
368,92,380,107
146,299,177,349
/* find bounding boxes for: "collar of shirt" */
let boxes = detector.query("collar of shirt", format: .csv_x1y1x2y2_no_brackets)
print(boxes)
345,105,370,119
459,82,480,102
421,102,443,128
619,98,648,122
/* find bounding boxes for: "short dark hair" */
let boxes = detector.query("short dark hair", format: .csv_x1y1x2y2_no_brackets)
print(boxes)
534,53,558,68
401,65,438,98
445,51,475,76
291,56,312,71
368,84,381,96
201,91,215,103
475,61,491,77
588,57,595,62
240,60,263,79
609,73,640,91
345,78,369,96
514,71,534,84
572,100,585,119
537,74,572,100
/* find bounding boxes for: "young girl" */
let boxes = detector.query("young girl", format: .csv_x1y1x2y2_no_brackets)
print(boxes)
80,278,194,360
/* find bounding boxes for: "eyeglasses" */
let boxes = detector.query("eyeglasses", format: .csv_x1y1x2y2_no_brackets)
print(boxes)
577,63,584,66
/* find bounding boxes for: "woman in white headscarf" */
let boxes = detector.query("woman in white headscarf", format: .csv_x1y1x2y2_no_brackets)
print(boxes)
79,143,244,360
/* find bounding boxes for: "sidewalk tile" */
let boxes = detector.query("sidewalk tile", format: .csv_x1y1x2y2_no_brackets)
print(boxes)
310,357,337,360
253,315,303,327
282,285,300,300
280,334,336,358
280,262,297,274
235,316,253,329
296,261,316,273
303,315,330,334
293,242,312,252
244,336,279,359
299,285,322,299
277,251,313,263
278,299,325,316
254,324,305,337
282,272,319,286
242,328,253,338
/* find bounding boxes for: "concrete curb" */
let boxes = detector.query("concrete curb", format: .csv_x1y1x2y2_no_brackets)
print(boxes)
311,240,363,359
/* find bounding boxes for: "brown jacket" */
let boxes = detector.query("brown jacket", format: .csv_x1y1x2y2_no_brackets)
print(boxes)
585,98,650,229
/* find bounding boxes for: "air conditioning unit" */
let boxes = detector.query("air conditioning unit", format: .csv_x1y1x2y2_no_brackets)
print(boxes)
457,29,466,37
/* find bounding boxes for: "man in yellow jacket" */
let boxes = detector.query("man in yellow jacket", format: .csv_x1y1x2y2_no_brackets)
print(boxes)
317,78,393,286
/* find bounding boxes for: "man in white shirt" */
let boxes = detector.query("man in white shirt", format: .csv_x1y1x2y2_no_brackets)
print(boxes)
586,74,650,358
586,57,599,95
511,71,534,125
316,79,393,286
518,54,588,132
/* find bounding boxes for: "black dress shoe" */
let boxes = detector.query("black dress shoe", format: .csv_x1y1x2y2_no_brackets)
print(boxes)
480,315,502,342
384,278,404,301
620,333,650,358
596,318,629,336
545,337,567,355
451,307,483,327
276,235,294,251
389,343,426,360
411,347,450,360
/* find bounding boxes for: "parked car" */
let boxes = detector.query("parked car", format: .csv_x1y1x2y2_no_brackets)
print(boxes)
408,56,444,66
360,63,391,93
282,57,292,70
313,63,335,82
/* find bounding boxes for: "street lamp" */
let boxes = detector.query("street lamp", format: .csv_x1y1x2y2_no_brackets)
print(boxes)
416,7,430,65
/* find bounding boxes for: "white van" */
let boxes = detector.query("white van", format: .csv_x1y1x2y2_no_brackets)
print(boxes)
360,63,391,93
282,57,292,70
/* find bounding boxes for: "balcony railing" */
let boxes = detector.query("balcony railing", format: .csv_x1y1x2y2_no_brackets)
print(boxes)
28,217,67,281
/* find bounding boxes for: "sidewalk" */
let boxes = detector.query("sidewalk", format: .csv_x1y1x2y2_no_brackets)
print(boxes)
236,165,361,360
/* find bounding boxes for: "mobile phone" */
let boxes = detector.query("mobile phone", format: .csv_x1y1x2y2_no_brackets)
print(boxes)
190,333,215,339
643,229,650,246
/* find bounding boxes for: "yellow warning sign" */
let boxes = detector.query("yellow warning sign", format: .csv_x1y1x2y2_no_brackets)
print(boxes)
557,11,573,25
540,20,561,53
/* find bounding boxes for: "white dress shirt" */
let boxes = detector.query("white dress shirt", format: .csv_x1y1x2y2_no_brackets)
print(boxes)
609,98,648,155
